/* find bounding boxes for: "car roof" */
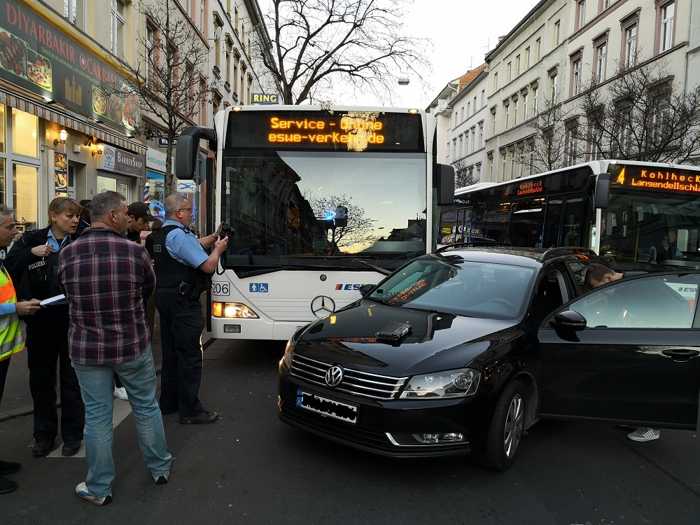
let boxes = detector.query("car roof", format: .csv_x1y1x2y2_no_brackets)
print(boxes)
434,246,594,269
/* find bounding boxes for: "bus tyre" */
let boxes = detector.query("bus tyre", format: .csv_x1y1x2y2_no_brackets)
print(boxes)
483,379,527,472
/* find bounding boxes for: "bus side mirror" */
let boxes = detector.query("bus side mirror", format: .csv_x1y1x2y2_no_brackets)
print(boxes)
436,164,455,206
594,172,610,209
176,127,217,180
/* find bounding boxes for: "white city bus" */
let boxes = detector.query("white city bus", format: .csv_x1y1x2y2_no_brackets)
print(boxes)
175,106,454,340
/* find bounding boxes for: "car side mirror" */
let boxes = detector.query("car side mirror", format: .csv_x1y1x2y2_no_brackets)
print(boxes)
359,284,374,297
551,310,587,331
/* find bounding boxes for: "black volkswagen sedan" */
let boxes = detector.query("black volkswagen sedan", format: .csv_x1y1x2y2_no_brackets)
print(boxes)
278,247,700,470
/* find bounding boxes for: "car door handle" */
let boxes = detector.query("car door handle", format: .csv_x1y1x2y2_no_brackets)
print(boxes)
662,349,700,361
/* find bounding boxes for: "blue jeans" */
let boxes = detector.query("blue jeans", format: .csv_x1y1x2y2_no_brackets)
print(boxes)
73,348,173,498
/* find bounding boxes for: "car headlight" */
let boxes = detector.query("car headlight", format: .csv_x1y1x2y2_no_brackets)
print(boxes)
280,339,295,369
400,368,480,399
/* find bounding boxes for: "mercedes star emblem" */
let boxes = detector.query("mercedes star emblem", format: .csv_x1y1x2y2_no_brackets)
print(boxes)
311,295,336,318
325,365,344,388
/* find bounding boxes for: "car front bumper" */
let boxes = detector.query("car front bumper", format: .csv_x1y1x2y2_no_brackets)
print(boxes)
278,368,488,458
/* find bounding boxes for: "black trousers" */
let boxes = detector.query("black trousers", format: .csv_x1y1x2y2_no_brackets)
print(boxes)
26,318,84,444
155,291,205,417
0,356,9,406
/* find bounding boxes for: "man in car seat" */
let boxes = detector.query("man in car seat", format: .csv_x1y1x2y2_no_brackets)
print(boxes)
584,263,661,443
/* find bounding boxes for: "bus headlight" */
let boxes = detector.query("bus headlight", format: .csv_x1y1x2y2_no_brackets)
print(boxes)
212,301,259,319
399,368,480,399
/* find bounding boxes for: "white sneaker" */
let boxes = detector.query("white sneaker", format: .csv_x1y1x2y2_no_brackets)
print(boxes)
627,427,661,442
75,482,112,506
113,387,128,401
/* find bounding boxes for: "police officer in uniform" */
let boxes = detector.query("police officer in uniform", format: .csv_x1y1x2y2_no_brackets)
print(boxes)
147,194,228,424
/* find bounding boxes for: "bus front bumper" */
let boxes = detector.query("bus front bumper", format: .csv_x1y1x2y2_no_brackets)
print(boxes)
209,317,311,341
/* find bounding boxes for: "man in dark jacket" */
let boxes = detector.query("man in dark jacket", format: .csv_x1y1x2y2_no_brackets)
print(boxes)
5,197,84,457
126,202,154,243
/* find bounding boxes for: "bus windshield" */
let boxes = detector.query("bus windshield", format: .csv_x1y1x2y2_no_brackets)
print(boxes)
601,189,700,269
221,150,427,272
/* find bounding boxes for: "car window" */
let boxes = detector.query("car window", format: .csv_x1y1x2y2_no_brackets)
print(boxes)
369,257,536,319
565,259,588,292
569,274,700,329
531,269,568,324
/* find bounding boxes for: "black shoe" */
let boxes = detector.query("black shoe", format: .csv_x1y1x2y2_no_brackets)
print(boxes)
179,411,220,425
0,476,18,495
0,460,20,476
62,442,82,457
32,438,56,458
155,475,168,485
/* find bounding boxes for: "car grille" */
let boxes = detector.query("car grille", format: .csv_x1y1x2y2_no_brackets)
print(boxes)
290,353,407,400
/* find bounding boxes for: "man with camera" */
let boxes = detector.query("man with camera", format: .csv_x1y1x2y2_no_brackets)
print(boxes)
147,194,228,424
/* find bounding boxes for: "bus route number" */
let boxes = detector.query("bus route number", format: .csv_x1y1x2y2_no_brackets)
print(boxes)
212,282,230,296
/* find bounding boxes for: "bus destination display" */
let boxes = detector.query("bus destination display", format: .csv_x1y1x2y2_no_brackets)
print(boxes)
226,110,425,152
613,165,700,194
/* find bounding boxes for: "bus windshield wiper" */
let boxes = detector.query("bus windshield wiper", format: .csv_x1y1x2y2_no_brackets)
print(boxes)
353,259,392,275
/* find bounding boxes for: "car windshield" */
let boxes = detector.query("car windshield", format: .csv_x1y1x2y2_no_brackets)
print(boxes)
369,257,537,319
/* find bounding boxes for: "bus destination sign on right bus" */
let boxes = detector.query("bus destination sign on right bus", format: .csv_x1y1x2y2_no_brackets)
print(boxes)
612,165,700,194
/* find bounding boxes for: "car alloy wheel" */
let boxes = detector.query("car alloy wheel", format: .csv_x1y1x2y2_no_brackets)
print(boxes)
503,393,524,458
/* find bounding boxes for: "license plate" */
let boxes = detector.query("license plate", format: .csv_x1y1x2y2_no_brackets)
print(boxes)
296,389,358,425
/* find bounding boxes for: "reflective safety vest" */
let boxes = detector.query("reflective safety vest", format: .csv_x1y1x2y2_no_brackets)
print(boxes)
0,266,25,362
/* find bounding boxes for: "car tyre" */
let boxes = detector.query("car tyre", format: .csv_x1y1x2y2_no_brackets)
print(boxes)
482,379,527,472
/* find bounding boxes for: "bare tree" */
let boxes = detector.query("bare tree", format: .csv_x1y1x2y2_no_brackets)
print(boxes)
453,159,476,188
259,0,428,104
581,63,700,163
530,97,574,172
132,0,209,191
308,194,375,252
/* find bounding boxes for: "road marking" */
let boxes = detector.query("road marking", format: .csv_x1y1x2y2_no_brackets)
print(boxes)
47,399,133,459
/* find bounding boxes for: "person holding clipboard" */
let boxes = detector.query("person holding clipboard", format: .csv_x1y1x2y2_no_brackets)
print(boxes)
5,197,85,458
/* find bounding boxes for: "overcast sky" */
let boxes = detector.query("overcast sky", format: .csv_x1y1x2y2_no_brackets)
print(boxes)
260,0,539,107
396,0,539,107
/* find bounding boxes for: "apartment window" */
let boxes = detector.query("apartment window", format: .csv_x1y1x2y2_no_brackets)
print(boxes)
473,96,477,114
214,37,221,70
490,106,497,135
464,104,468,121
494,72,499,90
145,22,156,85
504,102,510,129
507,62,512,82
478,122,484,147
522,91,529,120
471,128,476,152
453,111,457,128
576,1,587,30
600,0,612,12
225,43,232,88
501,151,507,181
487,152,494,181
594,38,608,83
110,0,126,58
481,89,486,107
199,0,207,35
549,69,559,102
475,163,481,182
565,120,579,164
515,55,520,76
525,47,531,69
64,0,84,28
532,85,539,115
535,37,542,61
453,138,457,158
459,135,464,156
658,2,675,53
199,77,207,125
571,53,582,96
553,20,561,47
446,141,451,160
235,5,240,34
512,98,519,126
622,19,638,69
233,55,239,98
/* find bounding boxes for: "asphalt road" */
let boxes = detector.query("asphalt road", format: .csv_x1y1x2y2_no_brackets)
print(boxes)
1,339,699,525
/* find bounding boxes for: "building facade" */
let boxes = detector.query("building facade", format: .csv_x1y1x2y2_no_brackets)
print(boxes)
429,0,695,185
0,0,146,231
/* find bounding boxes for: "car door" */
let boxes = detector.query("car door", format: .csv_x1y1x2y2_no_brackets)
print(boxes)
536,272,700,429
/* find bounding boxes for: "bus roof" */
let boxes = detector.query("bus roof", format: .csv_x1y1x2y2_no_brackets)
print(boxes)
226,104,425,114
455,159,700,196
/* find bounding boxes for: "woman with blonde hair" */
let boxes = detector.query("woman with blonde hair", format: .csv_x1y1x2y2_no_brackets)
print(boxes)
5,197,85,457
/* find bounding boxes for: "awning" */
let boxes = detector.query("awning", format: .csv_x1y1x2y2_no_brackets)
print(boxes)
0,88,146,155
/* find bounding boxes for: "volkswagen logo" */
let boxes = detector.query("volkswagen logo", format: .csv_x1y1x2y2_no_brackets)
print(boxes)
325,365,344,388
310,295,336,318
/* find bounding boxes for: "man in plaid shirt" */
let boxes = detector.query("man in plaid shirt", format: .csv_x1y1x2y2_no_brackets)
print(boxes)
58,191,172,506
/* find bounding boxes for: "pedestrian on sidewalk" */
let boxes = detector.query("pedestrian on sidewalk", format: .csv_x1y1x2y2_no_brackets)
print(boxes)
5,197,85,458
126,202,154,244
0,206,41,495
58,191,172,506
147,194,228,424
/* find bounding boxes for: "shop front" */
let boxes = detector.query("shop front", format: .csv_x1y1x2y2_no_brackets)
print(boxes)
0,0,143,230
145,147,167,220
